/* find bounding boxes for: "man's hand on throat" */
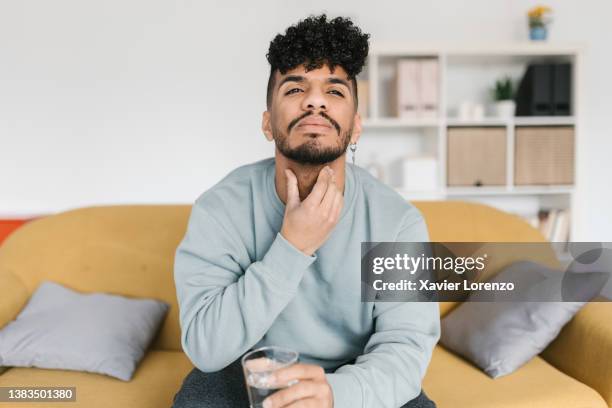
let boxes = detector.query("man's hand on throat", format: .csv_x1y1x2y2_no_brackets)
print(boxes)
280,166,344,256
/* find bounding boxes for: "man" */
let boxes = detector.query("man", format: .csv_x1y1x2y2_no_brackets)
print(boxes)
173,14,440,408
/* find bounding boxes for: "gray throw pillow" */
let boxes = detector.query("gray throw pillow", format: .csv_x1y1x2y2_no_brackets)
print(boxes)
0,281,168,381
439,260,603,378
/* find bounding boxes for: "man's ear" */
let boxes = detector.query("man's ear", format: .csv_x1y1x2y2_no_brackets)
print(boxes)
351,112,362,144
262,110,274,141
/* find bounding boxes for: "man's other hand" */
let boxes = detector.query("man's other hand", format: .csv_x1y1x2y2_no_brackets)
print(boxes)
262,363,333,408
280,166,344,256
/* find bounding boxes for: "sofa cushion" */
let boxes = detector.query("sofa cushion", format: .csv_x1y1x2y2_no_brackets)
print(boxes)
0,281,169,381
423,345,607,408
0,351,194,408
439,261,604,378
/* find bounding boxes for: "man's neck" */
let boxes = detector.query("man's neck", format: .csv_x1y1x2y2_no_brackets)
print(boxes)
274,150,346,203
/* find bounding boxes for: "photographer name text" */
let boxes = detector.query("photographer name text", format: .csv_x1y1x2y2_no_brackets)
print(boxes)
372,279,515,291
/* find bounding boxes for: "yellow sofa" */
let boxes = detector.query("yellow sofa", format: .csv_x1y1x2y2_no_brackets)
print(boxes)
0,202,609,408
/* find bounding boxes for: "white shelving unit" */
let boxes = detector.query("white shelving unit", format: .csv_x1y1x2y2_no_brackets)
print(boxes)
357,42,583,242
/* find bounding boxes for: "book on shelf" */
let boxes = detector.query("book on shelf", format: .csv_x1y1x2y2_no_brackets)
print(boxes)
536,208,571,243
395,58,439,119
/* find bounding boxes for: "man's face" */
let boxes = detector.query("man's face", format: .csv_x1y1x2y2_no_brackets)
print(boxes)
262,64,362,165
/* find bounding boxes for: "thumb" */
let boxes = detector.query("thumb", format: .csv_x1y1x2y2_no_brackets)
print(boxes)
284,169,300,210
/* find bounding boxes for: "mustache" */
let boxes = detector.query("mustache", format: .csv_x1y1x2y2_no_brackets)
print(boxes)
287,111,341,134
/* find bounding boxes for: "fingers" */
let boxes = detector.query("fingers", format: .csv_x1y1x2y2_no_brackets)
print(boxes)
284,169,300,211
303,166,332,206
283,400,320,408
319,174,339,216
271,363,325,385
243,357,274,371
263,380,320,408
330,189,344,221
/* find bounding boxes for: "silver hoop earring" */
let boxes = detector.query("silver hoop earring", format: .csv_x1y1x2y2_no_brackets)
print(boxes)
349,143,357,165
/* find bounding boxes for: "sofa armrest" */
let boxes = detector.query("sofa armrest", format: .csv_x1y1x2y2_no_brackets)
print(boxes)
0,269,29,330
541,298,612,407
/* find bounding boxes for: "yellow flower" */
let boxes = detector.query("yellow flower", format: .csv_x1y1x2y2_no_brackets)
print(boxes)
528,5,552,19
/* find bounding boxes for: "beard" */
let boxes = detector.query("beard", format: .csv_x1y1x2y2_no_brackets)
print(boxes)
272,112,353,165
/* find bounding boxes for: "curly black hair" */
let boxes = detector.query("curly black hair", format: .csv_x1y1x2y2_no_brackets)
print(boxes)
265,14,370,110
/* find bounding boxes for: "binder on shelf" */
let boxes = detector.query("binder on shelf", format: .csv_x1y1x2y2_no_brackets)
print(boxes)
533,64,553,115
553,63,572,115
395,58,439,119
420,59,439,118
515,64,533,116
396,59,420,118
516,63,572,116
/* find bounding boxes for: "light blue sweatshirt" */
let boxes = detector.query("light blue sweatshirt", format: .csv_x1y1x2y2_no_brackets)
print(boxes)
174,157,440,408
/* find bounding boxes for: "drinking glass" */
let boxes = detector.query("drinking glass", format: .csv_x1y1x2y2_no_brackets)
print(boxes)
241,346,299,408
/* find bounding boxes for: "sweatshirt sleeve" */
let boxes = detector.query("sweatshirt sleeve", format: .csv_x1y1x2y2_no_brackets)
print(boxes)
174,201,316,372
326,210,441,408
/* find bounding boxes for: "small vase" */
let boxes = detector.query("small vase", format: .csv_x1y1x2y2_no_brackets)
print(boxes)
529,25,548,41
494,100,516,119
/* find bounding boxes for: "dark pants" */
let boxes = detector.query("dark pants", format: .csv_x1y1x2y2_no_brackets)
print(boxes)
172,359,436,408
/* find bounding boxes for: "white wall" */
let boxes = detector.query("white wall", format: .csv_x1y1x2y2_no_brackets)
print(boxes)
1,0,611,240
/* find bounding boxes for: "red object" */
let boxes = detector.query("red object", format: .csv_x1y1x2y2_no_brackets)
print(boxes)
0,220,29,245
